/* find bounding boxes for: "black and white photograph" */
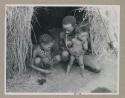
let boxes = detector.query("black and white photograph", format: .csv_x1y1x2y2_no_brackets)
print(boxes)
5,5,120,95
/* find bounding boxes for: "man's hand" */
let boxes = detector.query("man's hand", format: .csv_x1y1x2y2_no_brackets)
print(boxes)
67,41,73,48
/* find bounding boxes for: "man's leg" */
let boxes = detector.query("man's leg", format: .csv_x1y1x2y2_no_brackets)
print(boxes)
34,57,42,67
31,57,52,74
83,55,101,73
66,55,75,75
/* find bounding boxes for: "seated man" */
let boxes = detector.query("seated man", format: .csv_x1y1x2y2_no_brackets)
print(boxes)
60,16,101,74
31,34,61,74
59,16,77,62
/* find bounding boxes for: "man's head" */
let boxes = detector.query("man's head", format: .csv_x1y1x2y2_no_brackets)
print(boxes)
39,34,54,51
62,16,76,34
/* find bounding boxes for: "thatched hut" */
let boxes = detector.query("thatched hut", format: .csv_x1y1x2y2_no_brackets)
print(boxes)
6,6,34,78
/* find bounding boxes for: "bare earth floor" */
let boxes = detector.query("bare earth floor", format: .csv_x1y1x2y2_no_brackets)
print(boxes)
6,54,118,94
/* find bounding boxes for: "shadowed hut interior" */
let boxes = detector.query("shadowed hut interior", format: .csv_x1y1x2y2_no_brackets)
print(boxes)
31,7,87,45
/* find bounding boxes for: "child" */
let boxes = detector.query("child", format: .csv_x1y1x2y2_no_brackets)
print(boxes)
31,34,61,74
66,28,88,77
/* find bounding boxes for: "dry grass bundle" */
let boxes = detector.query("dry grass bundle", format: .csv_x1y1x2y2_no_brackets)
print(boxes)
6,6,34,78
77,6,119,57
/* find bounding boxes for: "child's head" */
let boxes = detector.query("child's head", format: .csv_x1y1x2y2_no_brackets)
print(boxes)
62,16,76,34
39,34,54,51
77,28,88,41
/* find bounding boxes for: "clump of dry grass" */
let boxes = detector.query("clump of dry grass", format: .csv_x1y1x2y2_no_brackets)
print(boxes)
76,6,119,57
6,6,34,78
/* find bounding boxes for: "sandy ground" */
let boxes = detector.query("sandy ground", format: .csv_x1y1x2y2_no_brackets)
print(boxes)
6,53,118,94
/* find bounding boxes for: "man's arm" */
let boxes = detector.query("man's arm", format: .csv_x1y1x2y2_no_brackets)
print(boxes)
31,64,52,74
